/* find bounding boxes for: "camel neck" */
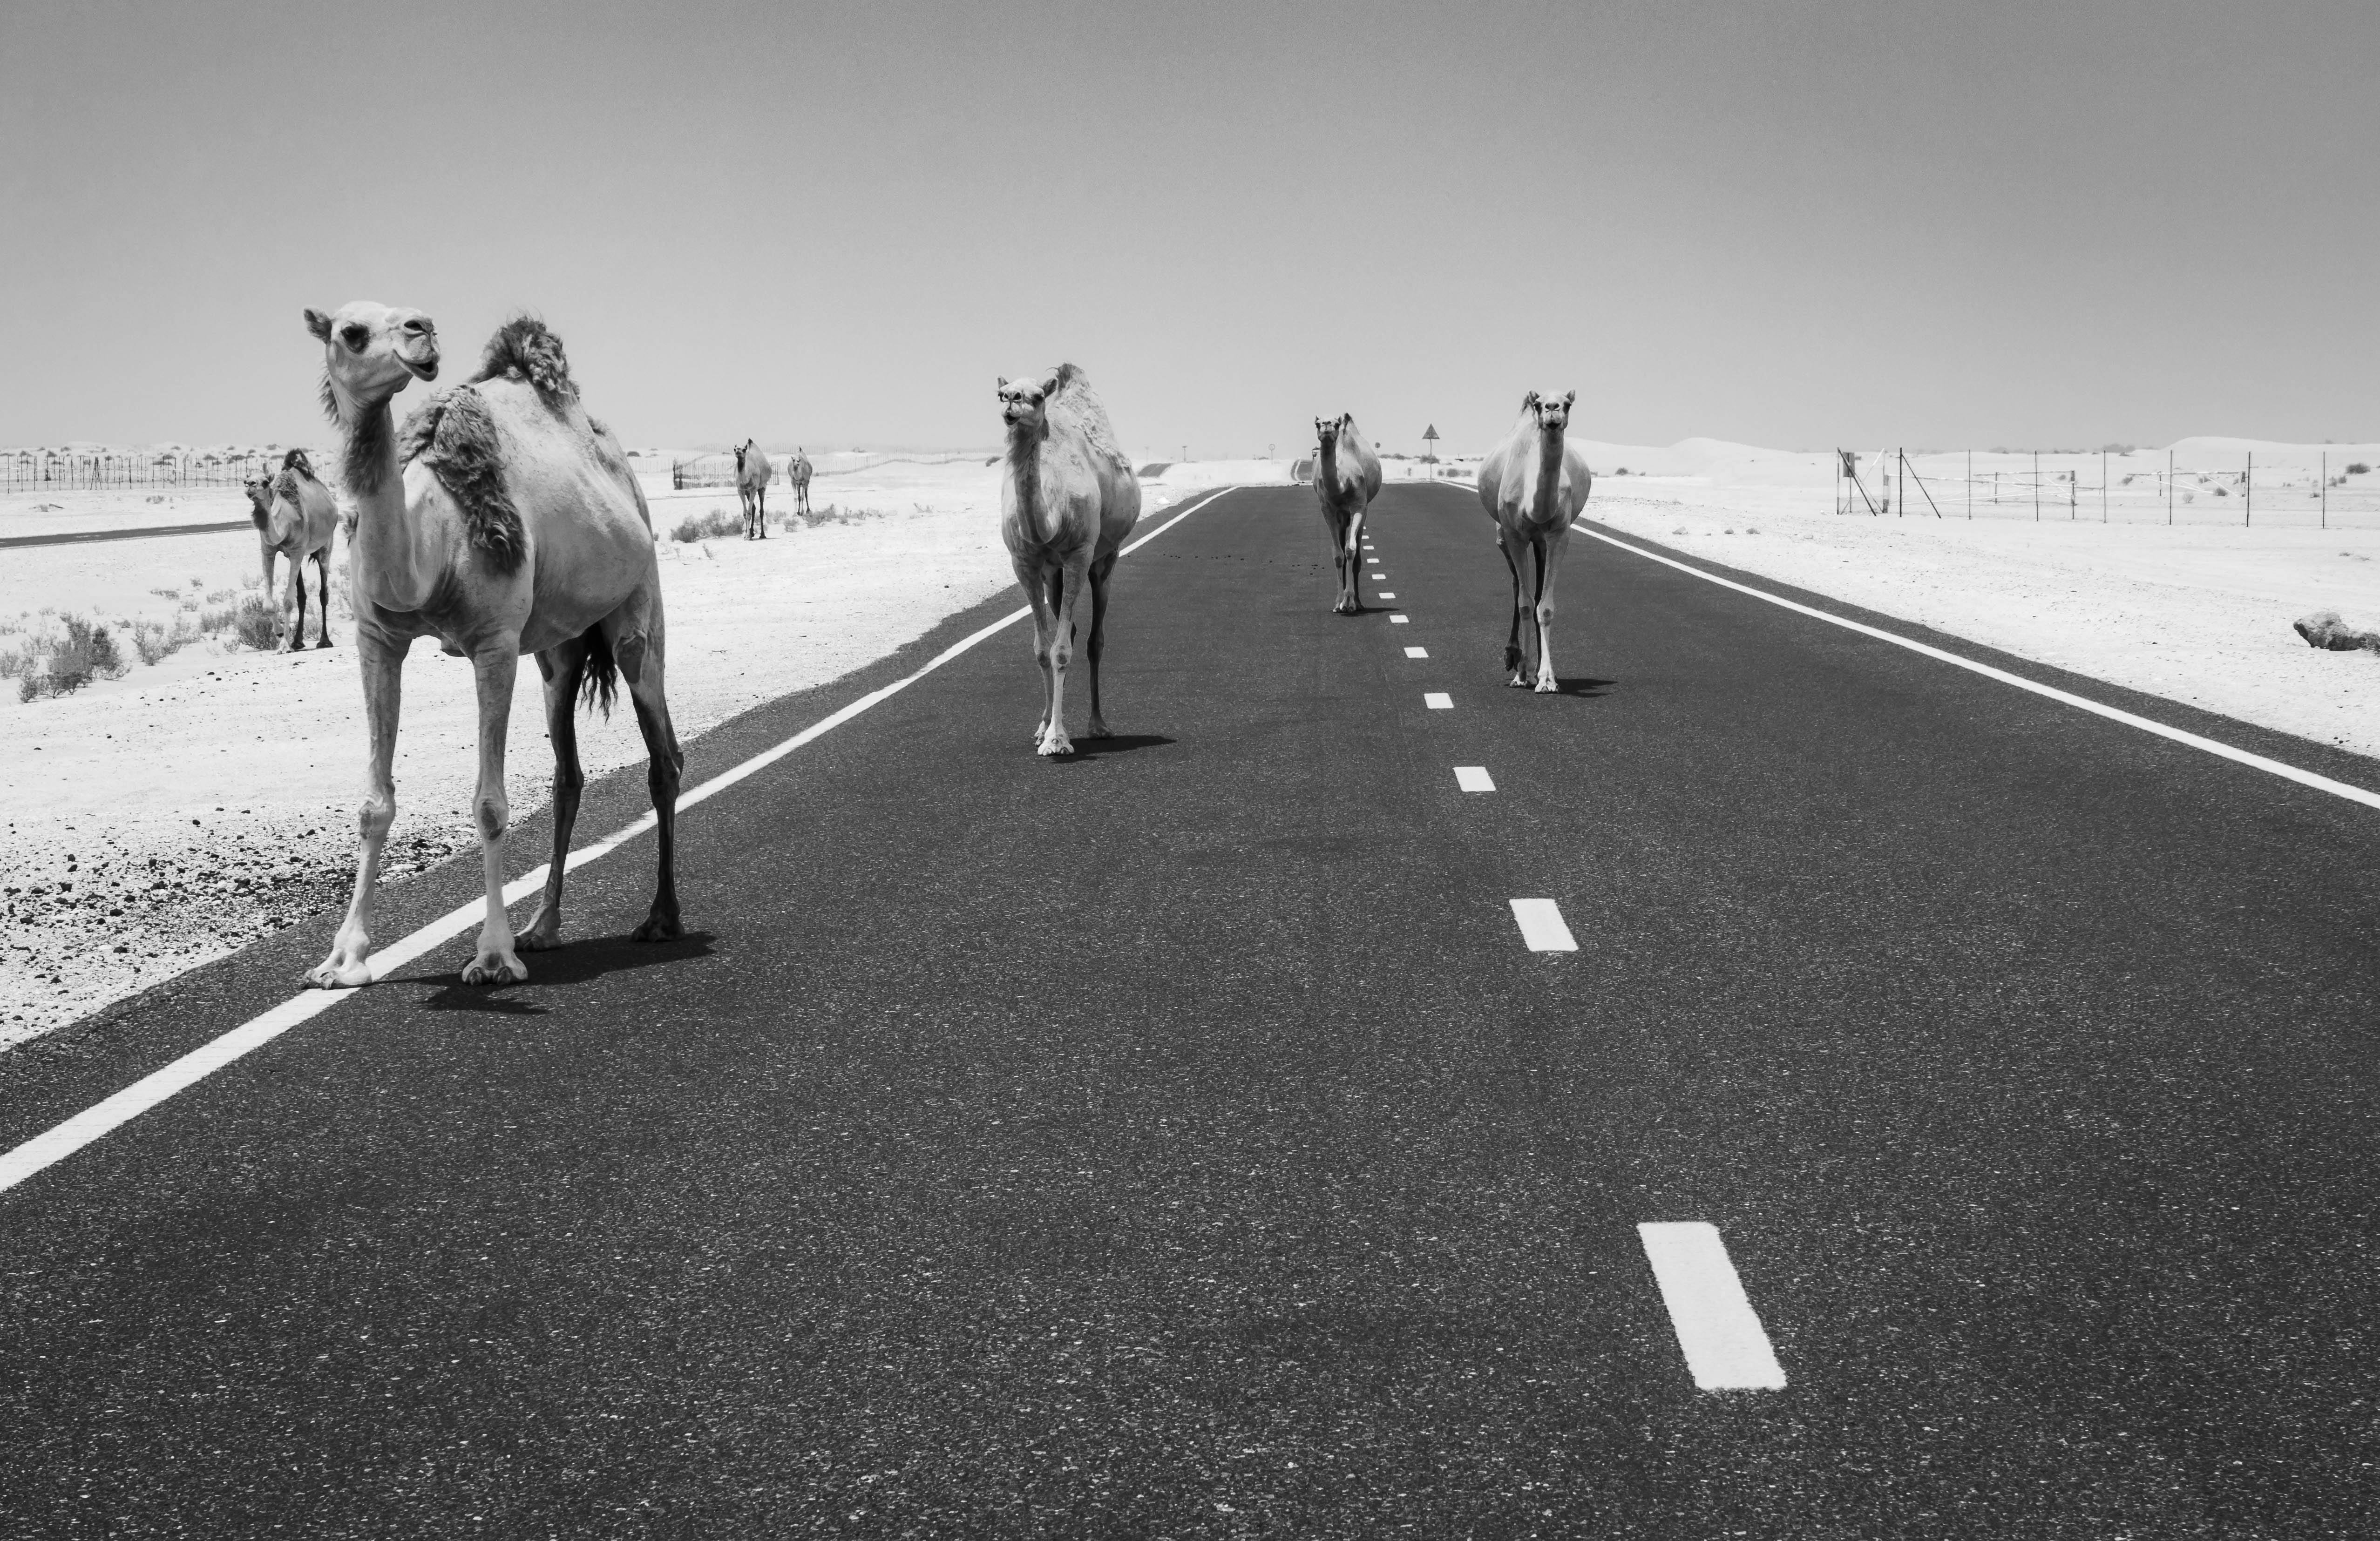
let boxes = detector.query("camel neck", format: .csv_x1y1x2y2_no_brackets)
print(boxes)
1532,426,1566,516
1317,436,1340,490
1007,419,1048,531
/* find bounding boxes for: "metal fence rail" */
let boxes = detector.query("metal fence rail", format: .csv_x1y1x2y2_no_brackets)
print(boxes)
2,451,303,495
668,449,995,490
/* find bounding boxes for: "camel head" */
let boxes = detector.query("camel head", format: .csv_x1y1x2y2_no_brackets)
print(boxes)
733,441,750,472
304,301,439,421
241,471,272,520
1315,414,1348,450
1530,391,1576,435
997,372,1061,433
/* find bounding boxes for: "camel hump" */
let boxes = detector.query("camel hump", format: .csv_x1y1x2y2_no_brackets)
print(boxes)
470,316,577,407
396,386,528,574
280,448,317,480
1046,363,1130,473
272,467,302,503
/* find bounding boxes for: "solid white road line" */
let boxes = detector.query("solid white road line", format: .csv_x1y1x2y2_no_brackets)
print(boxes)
1390,614,1410,625
1404,647,1428,659
1507,898,1575,951
1424,692,1453,710
0,487,1246,1200
1455,765,1495,792
1637,1222,1788,1391
1566,520,2380,815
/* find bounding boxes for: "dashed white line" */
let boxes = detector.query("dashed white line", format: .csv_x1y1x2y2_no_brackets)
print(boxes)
1637,1222,1788,1391
1404,647,1428,659
1377,592,1396,600
1424,691,1453,710
1455,766,1494,791
1390,613,1409,624
1507,898,1574,950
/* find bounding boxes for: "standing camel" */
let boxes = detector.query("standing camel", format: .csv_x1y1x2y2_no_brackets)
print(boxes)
786,447,813,517
300,302,685,989
1478,390,1592,692
1312,413,1382,615
997,365,1141,756
734,439,773,539
243,452,339,649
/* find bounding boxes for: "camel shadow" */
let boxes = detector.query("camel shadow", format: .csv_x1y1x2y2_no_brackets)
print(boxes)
408,930,719,1014
1501,676,1614,699
1063,733,1175,762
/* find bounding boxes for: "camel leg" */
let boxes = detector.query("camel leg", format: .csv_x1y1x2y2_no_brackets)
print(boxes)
624,644,685,943
258,535,278,598
461,645,529,986
1015,555,1059,745
1345,505,1368,614
1496,526,1530,686
516,642,588,953
1532,526,1572,693
1085,552,1118,739
315,550,334,648
307,629,403,988
757,485,768,539
280,549,307,652
1038,559,1089,757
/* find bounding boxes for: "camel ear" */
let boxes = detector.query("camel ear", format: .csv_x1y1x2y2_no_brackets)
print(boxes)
304,308,333,343
996,377,1008,393
1562,391,1575,409
1521,390,1540,411
1037,370,1061,399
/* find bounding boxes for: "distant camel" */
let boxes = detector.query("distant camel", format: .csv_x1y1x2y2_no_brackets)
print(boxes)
1477,391,1592,691
242,450,340,650
997,365,1142,755
1312,413,1382,614
786,447,813,516
300,302,684,989
733,439,773,539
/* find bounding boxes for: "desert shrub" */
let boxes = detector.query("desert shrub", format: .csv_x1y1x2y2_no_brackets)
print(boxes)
231,594,279,650
2349,463,2372,476
14,615,131,700
671,507,744,542
131,616,200,665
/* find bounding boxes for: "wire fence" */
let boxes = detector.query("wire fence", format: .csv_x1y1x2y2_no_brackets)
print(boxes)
3,451,305,495
1835,449,2380,529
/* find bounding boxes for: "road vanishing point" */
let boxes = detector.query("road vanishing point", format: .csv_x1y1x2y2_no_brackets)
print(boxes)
4,480,2376,1535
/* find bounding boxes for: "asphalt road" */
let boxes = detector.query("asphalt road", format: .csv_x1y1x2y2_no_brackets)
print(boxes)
0,518,255,550
4,480,2378,1537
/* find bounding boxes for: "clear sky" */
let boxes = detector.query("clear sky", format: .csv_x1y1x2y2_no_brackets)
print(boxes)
3,0,2372,456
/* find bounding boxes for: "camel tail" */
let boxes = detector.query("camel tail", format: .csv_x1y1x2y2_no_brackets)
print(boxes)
472,315,578,405
579,625,618,719
397,386,527,574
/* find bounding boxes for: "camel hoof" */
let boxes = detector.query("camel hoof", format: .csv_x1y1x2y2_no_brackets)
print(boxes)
1506,675,1532,688
461,951,528,986
1037,730,1074,757
305,955,371,989
316,638,334,649
1085,717,1113,740
516,913,563,952
631,911,683,943
1535,677,1559,694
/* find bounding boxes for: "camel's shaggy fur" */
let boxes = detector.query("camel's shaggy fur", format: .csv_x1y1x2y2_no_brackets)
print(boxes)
398,387,527,574
472,316,577,403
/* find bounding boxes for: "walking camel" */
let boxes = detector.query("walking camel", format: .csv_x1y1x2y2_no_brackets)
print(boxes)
997,365,1141,756
1477,390,1592,692
241,449,339,650
1312,413,1382,614
734,439,773,539
299,301,685,989
786,447,813,517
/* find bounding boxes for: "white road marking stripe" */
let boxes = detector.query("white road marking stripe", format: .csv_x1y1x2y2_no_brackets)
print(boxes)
0,488,1246,1199
1563,519,2380,815
1455,765,1494,791
1404,647,1428,658
1507,898,1575,950
1377,592,1396,600
1424,692,1453,710
1390,614,1409,624
1637,1222,1788,1391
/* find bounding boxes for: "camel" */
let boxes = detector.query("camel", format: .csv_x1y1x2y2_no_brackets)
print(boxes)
1477,390,1592,692
734,439,773,539
786,447,813,517
1312,413,1382,614
997,365,1141,756
241,450,339,649
299,301,684,989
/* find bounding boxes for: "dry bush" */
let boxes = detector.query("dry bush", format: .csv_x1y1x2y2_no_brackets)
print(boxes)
671,507,743,542
14,615,131,701
231,595,278,651
131,616,200,666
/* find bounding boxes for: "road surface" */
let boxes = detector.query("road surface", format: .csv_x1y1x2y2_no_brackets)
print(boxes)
4,480,2376,1536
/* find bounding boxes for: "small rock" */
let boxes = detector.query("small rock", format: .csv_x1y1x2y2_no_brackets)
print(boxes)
2292,610,2380,652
